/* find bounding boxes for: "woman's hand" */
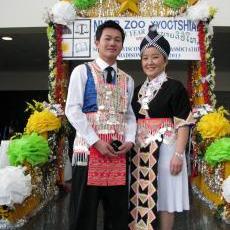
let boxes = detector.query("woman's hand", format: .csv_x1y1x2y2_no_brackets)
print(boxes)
170,153,183,175
171,126,189,175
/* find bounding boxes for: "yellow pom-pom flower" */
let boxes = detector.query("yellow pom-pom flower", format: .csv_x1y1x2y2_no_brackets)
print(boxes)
25,109,61,134
197,107,230,139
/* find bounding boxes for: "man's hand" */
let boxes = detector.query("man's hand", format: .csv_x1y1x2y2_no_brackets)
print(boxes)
93,140,116,157
116,141,133,155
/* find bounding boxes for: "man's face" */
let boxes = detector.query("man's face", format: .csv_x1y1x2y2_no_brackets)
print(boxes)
95,28,123,63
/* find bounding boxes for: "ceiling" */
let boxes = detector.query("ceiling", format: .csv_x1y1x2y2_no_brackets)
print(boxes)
0,27,230,72
0,28,48,71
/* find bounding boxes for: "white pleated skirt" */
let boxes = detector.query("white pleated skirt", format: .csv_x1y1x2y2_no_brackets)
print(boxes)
157,143,190,213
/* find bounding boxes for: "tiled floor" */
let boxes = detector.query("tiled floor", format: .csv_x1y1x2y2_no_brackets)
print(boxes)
19,191,229,230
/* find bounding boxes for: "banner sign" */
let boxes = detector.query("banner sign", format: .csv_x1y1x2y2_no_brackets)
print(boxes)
62,17,200,60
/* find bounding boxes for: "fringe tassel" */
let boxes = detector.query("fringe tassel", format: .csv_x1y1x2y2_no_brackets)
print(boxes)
72,152,89,166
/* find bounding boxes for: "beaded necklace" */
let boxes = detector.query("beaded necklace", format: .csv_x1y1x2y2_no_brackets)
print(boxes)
138,72,168,117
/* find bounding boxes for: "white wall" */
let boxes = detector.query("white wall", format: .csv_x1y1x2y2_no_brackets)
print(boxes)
208,0,230,27
0,0,230,28
0,0,57,28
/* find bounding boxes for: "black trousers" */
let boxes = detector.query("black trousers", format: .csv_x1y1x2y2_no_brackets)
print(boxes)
69,166,128,230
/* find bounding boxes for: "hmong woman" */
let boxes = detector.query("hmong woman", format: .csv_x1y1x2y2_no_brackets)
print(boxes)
129,26,195,230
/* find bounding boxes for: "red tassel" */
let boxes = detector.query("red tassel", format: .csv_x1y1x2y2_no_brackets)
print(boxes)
55,24,63,104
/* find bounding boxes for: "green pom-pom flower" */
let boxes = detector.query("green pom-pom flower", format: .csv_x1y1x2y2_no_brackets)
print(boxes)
8,133,50,166
205,137,230,166
164,0,188,9
72,0,97,10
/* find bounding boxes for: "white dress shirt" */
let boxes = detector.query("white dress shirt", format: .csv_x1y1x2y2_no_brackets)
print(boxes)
65,57,137,146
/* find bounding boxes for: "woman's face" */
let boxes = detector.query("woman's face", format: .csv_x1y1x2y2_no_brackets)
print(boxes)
141,46,167,80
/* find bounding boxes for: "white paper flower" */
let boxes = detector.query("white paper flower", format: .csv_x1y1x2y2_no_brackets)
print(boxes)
192,104,214,118
0,166,32,207
0,140,10,169
51,0,76,25
222,176,230,203
186,0,212,21
43,102,64,116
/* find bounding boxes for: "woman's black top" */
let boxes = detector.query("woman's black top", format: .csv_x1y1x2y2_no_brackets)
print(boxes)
132,78,191,120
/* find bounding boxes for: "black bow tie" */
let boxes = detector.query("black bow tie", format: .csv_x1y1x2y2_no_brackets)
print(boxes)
105,66,114,84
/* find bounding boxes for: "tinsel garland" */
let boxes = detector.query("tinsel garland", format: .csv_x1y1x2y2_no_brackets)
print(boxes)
55,24,64,105
192,161,230,224
56,136,66,185
192,184,230,224
201,161,225,195
79,0,188,17
47,23,57,104
52,37,69,185
198,21,210,105
188,61,205,106
189,19,218,215
47,23,65,105
187,61,194,106
48,24,67,106
191,131,199,177
47,23,71,187
188,20,216,108
204,21,216,107
67,0,200,17
48,133,67,186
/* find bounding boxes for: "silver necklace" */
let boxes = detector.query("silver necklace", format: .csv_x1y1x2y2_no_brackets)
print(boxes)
138,72,168,111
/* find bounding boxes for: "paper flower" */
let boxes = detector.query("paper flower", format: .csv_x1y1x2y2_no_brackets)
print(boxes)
25,109,61,134
163,0,187,9
197,107,230,139
186,0,217,21
192,104,213,118
72,0,97,10
0,166,31,206
222,176,230,203
0,140,10,169
8,133,50,166
43,102,64,116
51,0,76,25
205,137,230,166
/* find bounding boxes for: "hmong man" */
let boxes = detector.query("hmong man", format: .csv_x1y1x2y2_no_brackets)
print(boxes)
65,20,137,230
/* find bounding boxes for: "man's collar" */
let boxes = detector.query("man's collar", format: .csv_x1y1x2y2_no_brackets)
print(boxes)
96,57,117,72
148,71,167,84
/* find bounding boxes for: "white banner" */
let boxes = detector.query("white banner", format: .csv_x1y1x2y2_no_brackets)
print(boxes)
62,17,200,60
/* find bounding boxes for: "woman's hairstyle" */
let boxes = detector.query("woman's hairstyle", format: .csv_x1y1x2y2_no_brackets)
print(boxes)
140,25,171,58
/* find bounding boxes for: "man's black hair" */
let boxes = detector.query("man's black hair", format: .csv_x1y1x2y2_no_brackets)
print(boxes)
95,20,125,43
